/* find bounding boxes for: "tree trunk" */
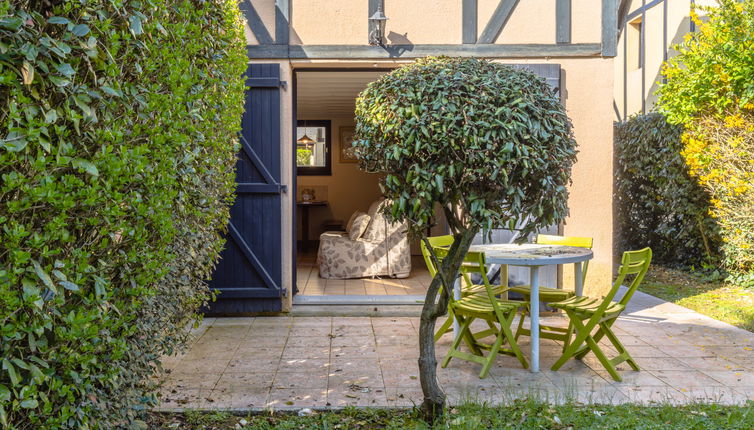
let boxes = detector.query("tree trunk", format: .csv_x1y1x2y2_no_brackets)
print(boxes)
418,227,478,424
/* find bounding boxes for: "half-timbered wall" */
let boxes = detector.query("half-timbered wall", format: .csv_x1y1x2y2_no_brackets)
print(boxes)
234,1,624,310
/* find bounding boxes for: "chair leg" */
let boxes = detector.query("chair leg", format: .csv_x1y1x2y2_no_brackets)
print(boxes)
442,315,474,368
551,313,591,371
585,334,622,382
601,321,640,371
434,315,454,342
562,321,575,353
479,327,505,378
501,311,529,369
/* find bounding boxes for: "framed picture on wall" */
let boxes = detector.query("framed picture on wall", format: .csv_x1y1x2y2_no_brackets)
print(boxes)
339,126,358,163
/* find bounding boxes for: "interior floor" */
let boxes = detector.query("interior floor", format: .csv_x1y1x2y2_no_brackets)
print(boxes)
296,249,431,296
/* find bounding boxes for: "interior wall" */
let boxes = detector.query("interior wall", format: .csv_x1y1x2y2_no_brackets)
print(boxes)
296,117,383,242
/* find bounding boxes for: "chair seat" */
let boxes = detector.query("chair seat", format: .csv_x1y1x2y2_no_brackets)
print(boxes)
550,296,625,318
509,285,575,302
464,284,507,296
452,295,524,315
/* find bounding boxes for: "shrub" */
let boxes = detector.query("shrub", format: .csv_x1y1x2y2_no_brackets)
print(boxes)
614,113,718,266
0,0,246,428
658,0,754,283
354,57,577,421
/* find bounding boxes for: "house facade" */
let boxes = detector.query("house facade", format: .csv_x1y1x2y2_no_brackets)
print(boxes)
613,0,715,120
208,0,625,314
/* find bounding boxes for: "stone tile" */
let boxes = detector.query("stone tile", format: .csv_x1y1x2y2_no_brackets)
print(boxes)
327,386,388,407
277,357,330,375
216,372,275,390
381,360,421,387
675,355,744,371
377,344,420,359
680,387,749,405
651,370,726,389
331,334,376,348
204,386,269,409
285,335,331,347
619,386,688,405
328,372,384,388
630,356,692,371
162,372,222,390
267,388,328,408
225,357,279,373
289,325,332,337
235,345,285,358
593,370,670,387
384,387,423,407
176,359,230,374
273,372,328,389
242,335,289,347
702,370,754,387
282,345,331,360
290,317,332,327
211,317,255,327
657,344,717,357
331,344,379,359
159,388,206,409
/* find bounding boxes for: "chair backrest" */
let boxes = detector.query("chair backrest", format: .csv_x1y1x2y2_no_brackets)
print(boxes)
592,248,652,317
420,235,454,277
536,234,593,286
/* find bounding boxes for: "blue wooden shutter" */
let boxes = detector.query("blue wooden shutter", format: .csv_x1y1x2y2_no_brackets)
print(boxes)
208,64,284,314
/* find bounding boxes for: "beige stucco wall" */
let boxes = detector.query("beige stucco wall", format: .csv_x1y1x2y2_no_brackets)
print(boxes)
249,0,604,46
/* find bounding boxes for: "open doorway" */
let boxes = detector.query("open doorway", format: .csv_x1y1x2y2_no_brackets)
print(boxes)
293,69,431,299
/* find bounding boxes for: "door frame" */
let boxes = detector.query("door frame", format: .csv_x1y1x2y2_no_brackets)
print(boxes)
291,67,397,298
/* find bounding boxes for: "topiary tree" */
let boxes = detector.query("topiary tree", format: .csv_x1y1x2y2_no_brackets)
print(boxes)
354,57,577,422
0,0,246,427
614,113,719,267
658,0,754,284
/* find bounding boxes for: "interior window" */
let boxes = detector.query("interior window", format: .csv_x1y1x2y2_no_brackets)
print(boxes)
296,120,331,175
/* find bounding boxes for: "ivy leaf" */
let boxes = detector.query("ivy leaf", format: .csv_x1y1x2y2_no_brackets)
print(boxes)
21,61,34,85
2,359,20,386
48,76,70,87
72,159,99,176
55,63,75,77
0,385,9,402
129,15,143,35
48,17,70,25
72,24,90,37
20,399,38,409
32,261,55,289
60,281,80,291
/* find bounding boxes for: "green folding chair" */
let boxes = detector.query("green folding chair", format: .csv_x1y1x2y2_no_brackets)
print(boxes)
511,234,593,343
436,247,529,377
420,235,507,342
550,248,652,382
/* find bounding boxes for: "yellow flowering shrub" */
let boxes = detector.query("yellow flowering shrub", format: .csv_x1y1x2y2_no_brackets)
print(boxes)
659,0,754,285
682,110,754,277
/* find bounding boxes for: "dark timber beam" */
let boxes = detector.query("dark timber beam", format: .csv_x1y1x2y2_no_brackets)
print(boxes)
247,43,602,59
601,0,618,56
275,0,289,45
239,1,273,44
463,0,478,44
478,0,520,44
556,0,571,44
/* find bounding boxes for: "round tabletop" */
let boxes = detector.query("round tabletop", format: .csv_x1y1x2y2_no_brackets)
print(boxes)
468,243,593,266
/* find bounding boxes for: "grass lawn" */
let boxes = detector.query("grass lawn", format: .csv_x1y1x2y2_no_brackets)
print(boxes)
149,400,753,429
641,266,754,332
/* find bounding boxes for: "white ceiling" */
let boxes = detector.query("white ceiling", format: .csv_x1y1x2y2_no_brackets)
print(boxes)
296,71,390,119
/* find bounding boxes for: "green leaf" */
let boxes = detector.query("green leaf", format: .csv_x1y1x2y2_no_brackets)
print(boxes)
48,76,70,87
129,15,143,35
55,63,75,77
48,17,70,25
60,281,79,291
72,24,90,37
72,159,99,176
2,359,20,386
0,385,10,402
32,261,54,289
20,399,38,409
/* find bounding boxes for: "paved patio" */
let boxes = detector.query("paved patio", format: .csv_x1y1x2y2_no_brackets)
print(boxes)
157,289,754,410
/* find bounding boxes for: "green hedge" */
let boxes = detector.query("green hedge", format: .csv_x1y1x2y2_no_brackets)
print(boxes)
0,0,247,428
614,113,719,266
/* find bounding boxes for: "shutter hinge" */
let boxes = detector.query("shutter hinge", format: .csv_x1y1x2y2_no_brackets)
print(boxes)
280,184,288,193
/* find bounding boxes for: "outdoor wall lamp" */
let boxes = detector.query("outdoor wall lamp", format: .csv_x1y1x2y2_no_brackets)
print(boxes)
368,3,388,46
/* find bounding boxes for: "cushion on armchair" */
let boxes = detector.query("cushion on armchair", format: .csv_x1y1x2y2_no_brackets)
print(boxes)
348,212,371,240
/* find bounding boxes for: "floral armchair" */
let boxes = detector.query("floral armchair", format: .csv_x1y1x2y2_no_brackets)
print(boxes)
317,199,411,279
